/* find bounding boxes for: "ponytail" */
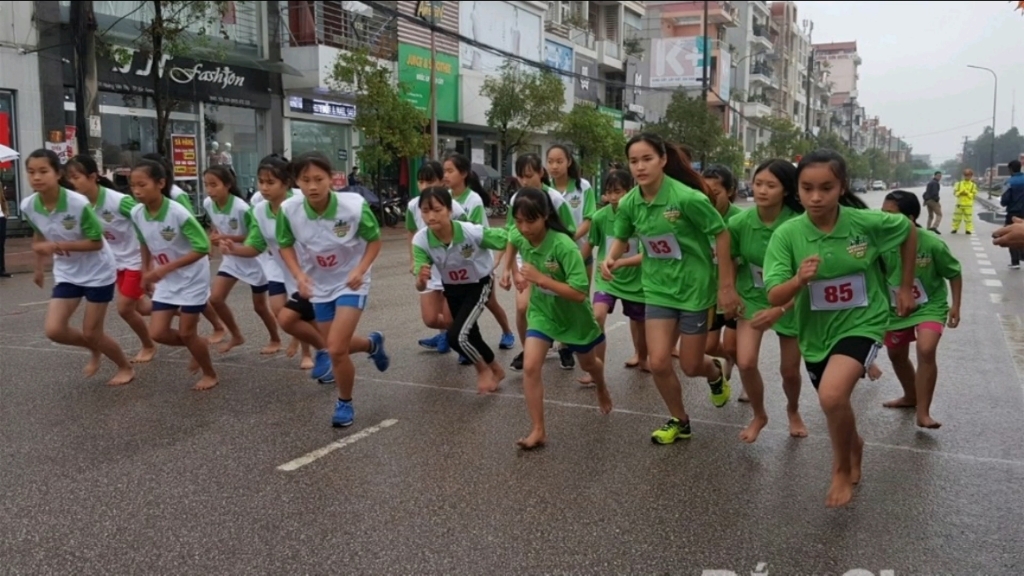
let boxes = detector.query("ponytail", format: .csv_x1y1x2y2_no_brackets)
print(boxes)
626,133,709,199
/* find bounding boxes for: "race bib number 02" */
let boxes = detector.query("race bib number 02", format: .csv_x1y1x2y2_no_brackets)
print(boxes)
445,268,476,284
640,233,682,260
808,273,868,311
889,278,928,306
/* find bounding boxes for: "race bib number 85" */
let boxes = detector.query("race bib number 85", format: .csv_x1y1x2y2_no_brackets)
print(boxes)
808,273,868,311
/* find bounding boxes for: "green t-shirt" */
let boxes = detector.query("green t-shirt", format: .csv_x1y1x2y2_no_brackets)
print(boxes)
506,185,577,237
762,206,912,363
613,176,726,312
882,228,961,331
728,205,801,336
509,227,602,345
587,204,644,303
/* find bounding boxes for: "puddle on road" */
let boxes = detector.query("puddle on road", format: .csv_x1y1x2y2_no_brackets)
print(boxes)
997,314,1024,382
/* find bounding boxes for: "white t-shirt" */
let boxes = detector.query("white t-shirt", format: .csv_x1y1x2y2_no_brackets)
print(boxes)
406,197,467,291
412,221,505,285
21,188,117,287
203,195,268,286
452,189,489,228
91,187,142,271
130,197,211,306
247,194,314,295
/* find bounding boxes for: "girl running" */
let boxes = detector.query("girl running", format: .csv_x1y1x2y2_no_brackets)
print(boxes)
546,144,596,264
408,160,465,354
65,154,157,363
500,153,578,372
21,149,135,386
509,187,612,449
727,159,807,443
763,149,918,508
604,133,739,444
130,159,218,390
202,165,281,355
879,190,962,429
277,151,390,428
218,155,334,381
443,153,516,356
581,169,647,386
412,186,507,393
703,165,743,387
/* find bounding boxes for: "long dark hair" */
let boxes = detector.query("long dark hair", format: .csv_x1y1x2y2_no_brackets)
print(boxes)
132,159,173,198
444,153,490,205
511,187,573,238
204,165,245,199
141,153,176,185
796,149,868,210
65,154,118,191
515,153,552,188
753,158,803,214
417,160,444,183
547,144,583,192
603,169,634,193
417,186,454,212
884,190,922,227
26,149,75,192
257,154,292,187
290,151,334,182
626,132,708,196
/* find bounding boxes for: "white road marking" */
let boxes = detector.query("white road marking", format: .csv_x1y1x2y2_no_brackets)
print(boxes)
981,268,997,275
17,300,50,307
978,260,992,266
277,419,399,472
973,247,986,252
985,279,1004,287
606,321,627,333
991,293,1005,303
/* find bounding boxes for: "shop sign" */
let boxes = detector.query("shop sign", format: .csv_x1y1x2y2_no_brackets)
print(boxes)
171,135,199,179
397,43,460,123
574,54,602,106
288,96,356,120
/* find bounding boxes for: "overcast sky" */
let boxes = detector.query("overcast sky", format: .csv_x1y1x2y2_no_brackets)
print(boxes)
796,1,1023,162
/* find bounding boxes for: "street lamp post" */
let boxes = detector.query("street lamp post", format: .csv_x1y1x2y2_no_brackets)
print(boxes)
967,64,998,190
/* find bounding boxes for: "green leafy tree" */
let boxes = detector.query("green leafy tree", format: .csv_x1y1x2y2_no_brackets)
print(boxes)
813,130,851,155
846,149,871,181
939,158,961,177
480,63,565,174
751,117,811,164
104,0,237,155
553,105,626,181
863,148,893,183
713,136,745,178
329,48,428,180
647,90,723,162
966,126,1024,178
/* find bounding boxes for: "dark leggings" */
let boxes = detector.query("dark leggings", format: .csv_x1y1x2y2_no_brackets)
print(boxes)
1007,214,1024,265
443,277,495,365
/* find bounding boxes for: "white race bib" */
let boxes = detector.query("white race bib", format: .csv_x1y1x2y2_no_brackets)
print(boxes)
808,273,868,311
710,240,718,265
605,237,638,259
443,267,478,285
889,278,928,306
640,233,682,260
750,264,765,288
314,253,340,269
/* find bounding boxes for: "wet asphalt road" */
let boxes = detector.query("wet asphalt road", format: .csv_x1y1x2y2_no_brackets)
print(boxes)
1,187,1022,575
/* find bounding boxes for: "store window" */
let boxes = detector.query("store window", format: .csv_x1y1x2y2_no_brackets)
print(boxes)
0,91,18,215
290,120,353,173
205,104,265,193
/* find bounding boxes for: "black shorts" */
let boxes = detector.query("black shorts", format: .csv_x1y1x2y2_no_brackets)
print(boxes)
710,312,738,332
284,292,315,323
804,336,882,390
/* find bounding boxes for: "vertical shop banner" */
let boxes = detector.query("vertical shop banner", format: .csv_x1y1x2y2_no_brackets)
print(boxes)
545,40,574,110
171,135,199,180
0,112,11,169
398,43,460,123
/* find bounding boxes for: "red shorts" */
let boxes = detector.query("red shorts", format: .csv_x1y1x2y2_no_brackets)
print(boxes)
116,269,144,300
884,321,944,349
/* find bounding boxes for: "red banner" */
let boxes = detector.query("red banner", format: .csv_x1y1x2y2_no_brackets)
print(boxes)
171,135,198,179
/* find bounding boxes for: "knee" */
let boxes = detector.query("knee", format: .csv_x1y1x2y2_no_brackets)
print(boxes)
780,365,802,385
577,353,600,373
818,390,849,414
446,328,462,351
81,325,102,343
209,292,227,307
648,354,674,377
149,325,173,344
43,322,65,342
327,338,352,360
253,297,270,314
917,346,938,364
116,299,135,318
736,354,759,373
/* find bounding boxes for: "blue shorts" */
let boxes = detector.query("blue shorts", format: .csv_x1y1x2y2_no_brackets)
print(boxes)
267,281,288,297
216,270,269,294
313,294,368,322
526,329,605,354
52,282,115,303
152,301,207,315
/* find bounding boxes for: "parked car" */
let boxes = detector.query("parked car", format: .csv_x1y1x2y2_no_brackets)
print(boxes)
852,179,868,194
871,180,886,191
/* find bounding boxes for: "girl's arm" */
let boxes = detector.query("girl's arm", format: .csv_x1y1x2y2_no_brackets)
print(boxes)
140,243,152,272
574,219,591,242
616,252,643,268
353,239,382,277
767,275,804,307
580,241,593,262
897,226,918,291
528,270,587,303
949,276,962,313
279,247,305,282
408,231,416,273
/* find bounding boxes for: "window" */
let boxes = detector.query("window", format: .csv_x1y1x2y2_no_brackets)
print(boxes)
0,91,18,216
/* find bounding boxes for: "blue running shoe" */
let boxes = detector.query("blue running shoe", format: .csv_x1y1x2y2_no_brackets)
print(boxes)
317,372,335,385
310,349,332,381
332,399,354,428
499,332,515,350
436,331,451,354
417,334,439,349
458,354,472,366
368,331,390,372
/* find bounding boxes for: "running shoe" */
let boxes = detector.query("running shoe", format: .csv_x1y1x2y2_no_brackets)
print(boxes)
499,332,515,350
709,358,731,408
332,399,354,428
651,418,692,444
310,349,332,381
368,332,390,372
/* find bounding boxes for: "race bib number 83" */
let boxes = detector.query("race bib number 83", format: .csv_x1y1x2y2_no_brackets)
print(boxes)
640,233,682,260
889,278,928,306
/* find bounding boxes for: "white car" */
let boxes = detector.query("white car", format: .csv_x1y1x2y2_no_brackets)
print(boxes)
871,180,886,191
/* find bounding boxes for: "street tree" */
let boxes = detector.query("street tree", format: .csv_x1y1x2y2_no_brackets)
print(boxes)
863,148,893,183
751,117,810,164
713,136,745,179
105,0,237,156
647,90,722,163
330,48,429,182
939,158,961,177
481,63,565,174
553,105,626,180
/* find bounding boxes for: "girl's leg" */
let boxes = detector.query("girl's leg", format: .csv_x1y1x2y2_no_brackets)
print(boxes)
576,346,612,414
179,309,218,390
117,292,157,363
646,319,689,422
817,355,867,508
279,307,327,349
81,300,135,386
202,305,226,344
913,329,943,429
271,294,312,369
445,283,503,393
148,309,180,346
735,320,768,443
135,295,153,316
251,290,282,354
323,307,375,403
630,319,648,371
514,286,530,346
517,335,552,449
678,330,729,408
417,290,450,352
778,334,807,437
579,301,610,386
882,339,916,409
44,297,95,373
485,289,515,340
209,275,244,353
723,326,738,377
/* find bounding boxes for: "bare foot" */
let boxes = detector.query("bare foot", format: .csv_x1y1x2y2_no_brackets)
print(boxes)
866,363,882,381
207,329,226,345
83,351,102,377
476,370,499,394
850,435,865,485
577,373,595,387
285,338,300,358
596,386,613,415
917,414,942,429
516,430,546,450
299,355,314,370
260,340,282,355
131,346,157,364
624,355,640,368
883,396,916,408
739,414,768,443
187,356,200,374
218,335,245,354
639,360,650,373
192,375,219,391
787,409,808,438
491,364,506,391
825,473,855,508
107,366,136,386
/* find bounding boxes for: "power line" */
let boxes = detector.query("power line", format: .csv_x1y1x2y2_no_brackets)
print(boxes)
900,117,994,140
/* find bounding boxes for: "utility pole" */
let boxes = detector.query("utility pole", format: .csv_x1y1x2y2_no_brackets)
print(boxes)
847,99,855,150
700,0,710,168
426,1,440,159
962,136,970,171
69,0,95,156
803,21,813,138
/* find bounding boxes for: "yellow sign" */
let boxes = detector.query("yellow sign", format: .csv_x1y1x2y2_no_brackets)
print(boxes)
404,53,453,76
416,1,444,21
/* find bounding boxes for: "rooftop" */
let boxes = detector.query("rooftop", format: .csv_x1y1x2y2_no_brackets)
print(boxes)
813,41,858,53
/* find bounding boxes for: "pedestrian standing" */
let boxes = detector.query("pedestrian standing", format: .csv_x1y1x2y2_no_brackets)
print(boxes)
999,160,1024,269
0,183,10,278
923,171,942,233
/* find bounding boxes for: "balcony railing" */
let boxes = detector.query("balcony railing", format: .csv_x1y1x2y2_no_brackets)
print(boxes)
281,1,398,60
600,39,621,61
750,61,774,78
752,23,768,38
